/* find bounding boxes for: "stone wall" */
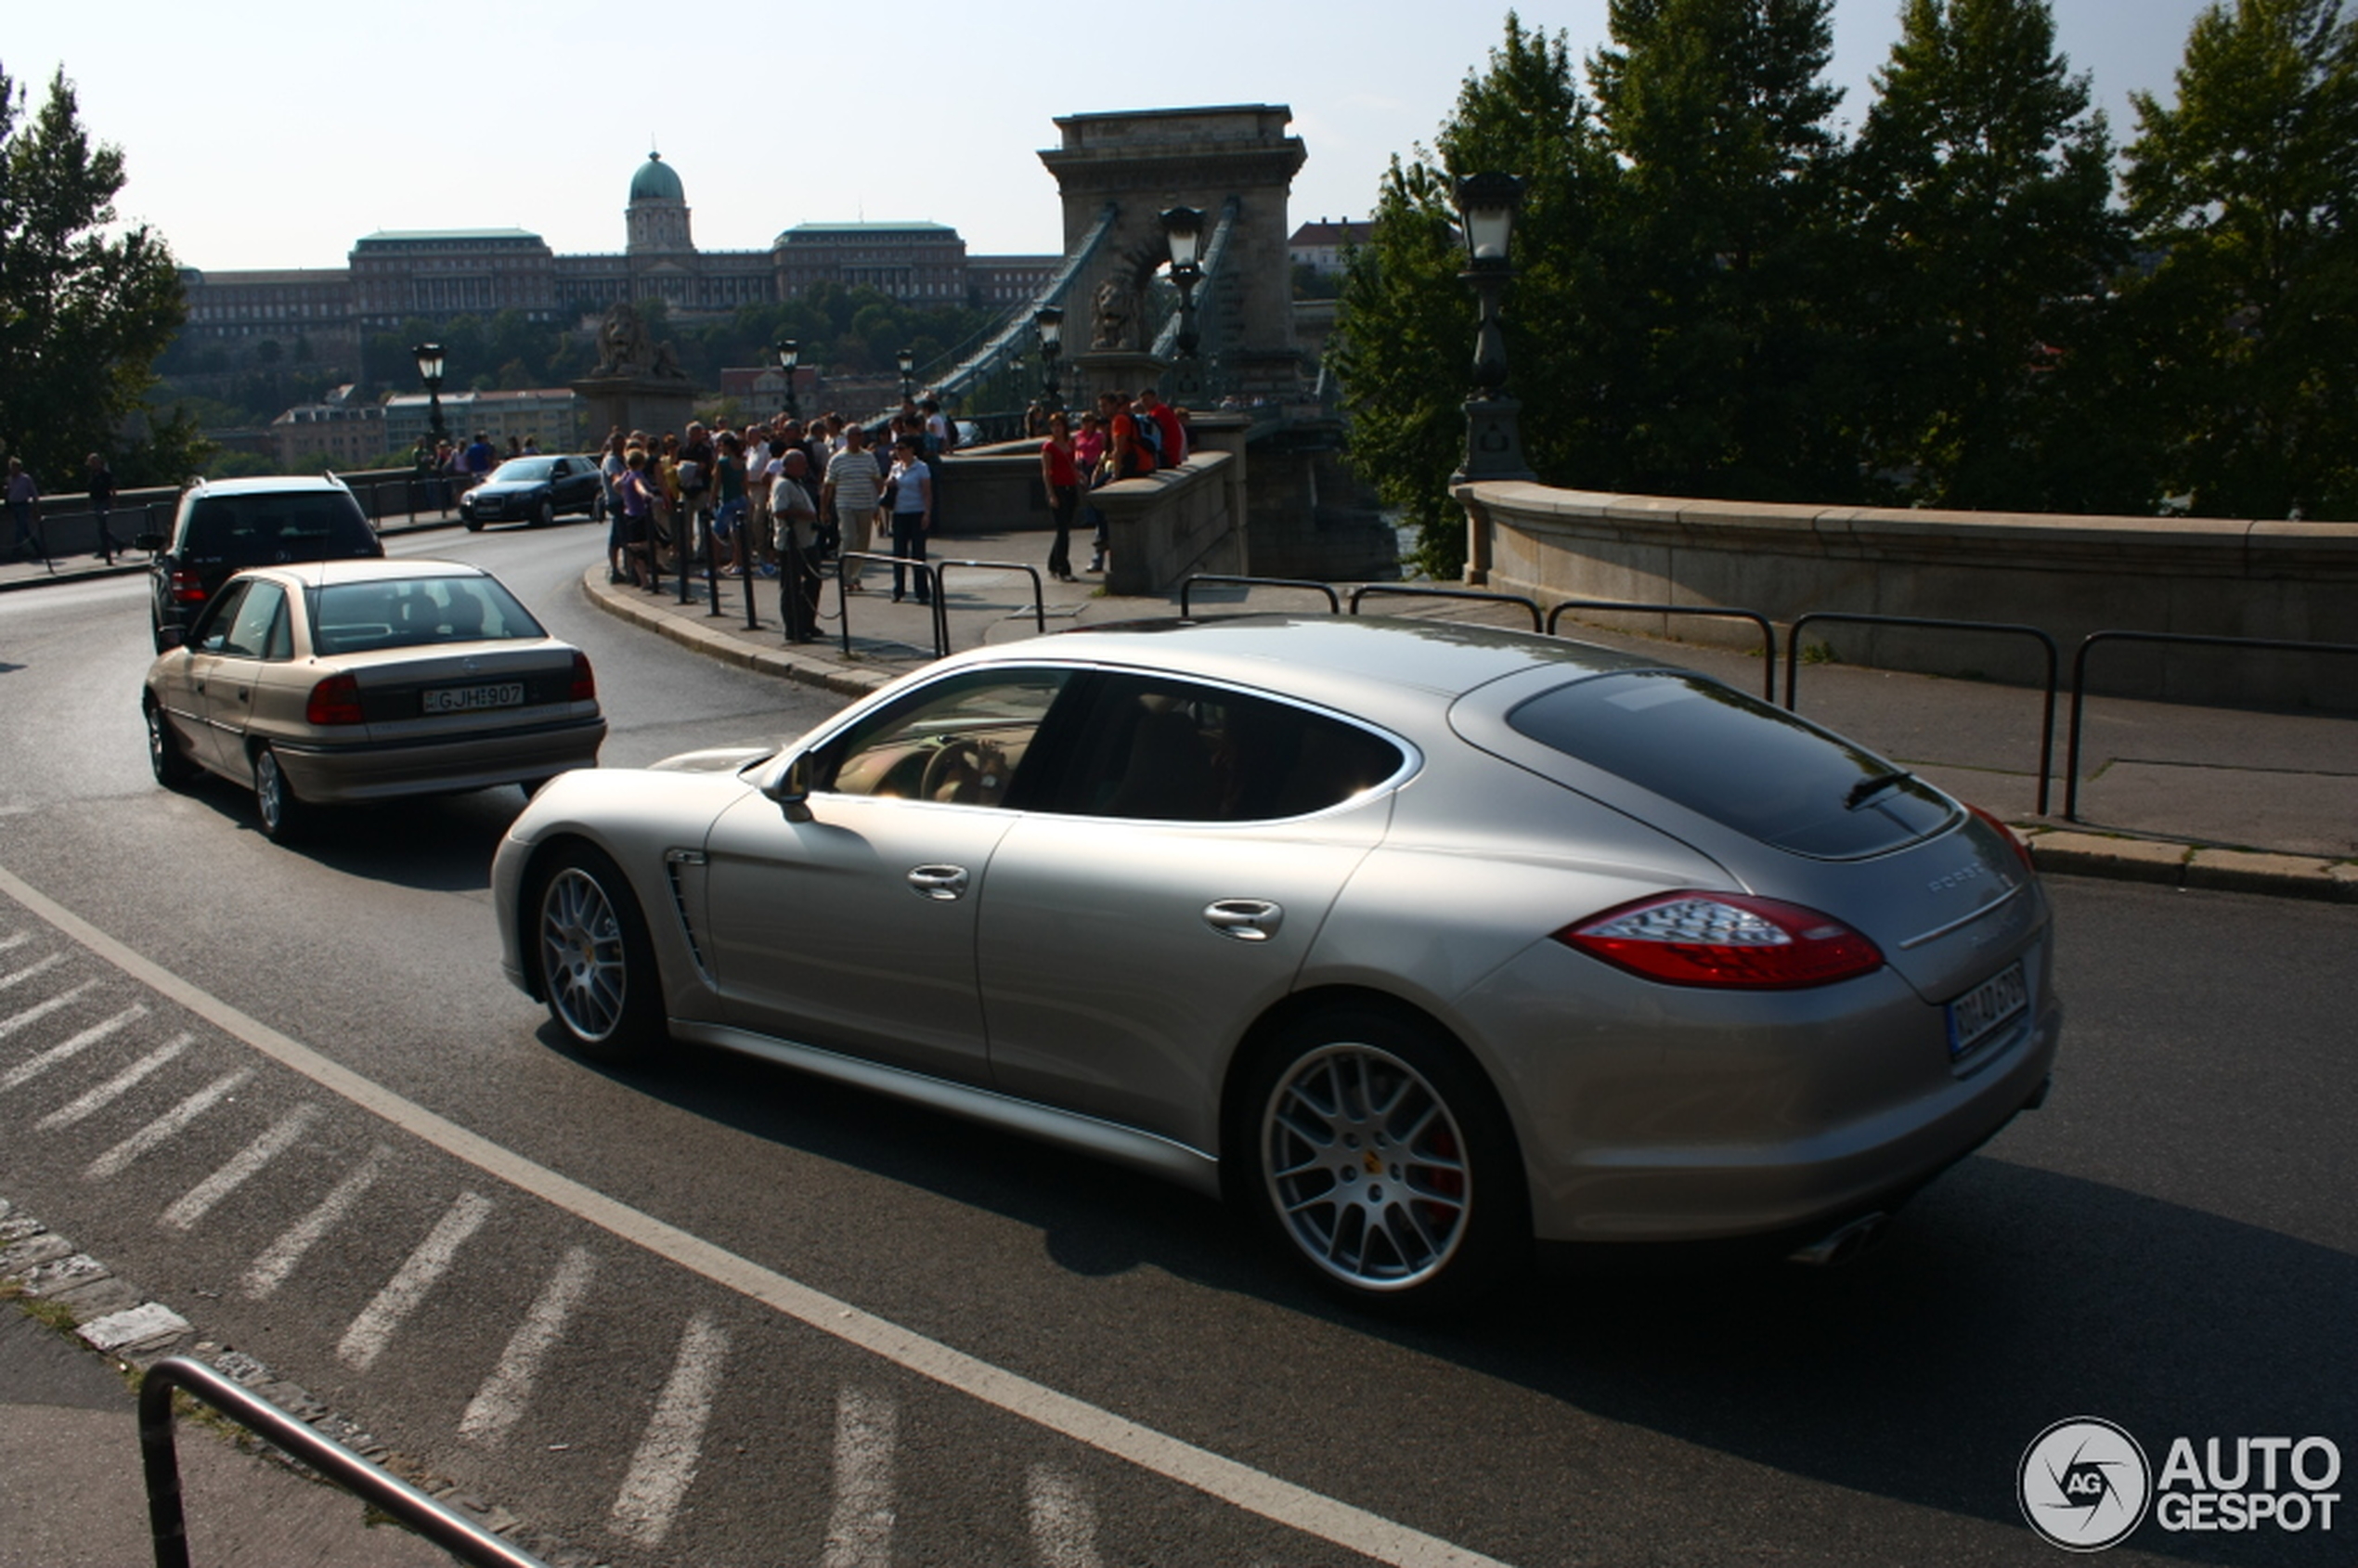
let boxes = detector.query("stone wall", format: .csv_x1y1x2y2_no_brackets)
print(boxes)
1463,482,2358,711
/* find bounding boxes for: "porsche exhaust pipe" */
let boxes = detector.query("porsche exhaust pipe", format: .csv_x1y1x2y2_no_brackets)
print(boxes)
1788,1212,1890,1268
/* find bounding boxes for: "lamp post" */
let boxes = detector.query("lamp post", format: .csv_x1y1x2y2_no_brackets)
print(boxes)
896,346,915,407
1160,206,1206,400
412,342,447,447
775,341,800,421
1034,306,1064,415
1449,172,1535,486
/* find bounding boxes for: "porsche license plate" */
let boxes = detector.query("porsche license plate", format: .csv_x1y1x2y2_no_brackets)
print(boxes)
1947,960,2028,1058
422,682,525,715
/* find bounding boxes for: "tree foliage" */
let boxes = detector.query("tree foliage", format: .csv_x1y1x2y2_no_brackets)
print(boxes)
0,64,200,486
1338,3,2358,548
2122,0,2358,518
1847,0,2131,510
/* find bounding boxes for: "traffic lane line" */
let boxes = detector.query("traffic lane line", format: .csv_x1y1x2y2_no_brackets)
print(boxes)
0,861,1517,1568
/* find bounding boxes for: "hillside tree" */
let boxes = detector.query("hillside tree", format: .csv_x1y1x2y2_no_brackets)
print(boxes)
0,63,197,486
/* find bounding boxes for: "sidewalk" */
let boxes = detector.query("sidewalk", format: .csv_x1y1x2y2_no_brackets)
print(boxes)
583,534,2358,901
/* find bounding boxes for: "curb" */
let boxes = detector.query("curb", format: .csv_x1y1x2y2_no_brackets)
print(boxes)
578,565,894,701
0,1192,594,1565
2022,830,2357,903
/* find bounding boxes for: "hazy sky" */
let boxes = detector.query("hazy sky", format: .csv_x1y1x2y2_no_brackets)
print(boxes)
7,0,2216,273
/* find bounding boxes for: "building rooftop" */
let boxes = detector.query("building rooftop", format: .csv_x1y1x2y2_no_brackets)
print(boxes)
354,228,547,245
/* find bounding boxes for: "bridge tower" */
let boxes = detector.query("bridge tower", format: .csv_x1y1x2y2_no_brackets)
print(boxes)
1038,106,1308,398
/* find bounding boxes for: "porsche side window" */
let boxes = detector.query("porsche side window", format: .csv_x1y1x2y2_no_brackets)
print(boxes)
1056,675,1406,823
823,669,1070,807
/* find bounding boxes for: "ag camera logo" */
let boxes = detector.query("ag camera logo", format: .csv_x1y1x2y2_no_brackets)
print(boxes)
2021,1418,2344,1551
2020,1419,2151,1551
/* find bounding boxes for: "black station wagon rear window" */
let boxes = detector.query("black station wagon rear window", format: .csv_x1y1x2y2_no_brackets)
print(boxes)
1506,670,1954,858
182,492,378,567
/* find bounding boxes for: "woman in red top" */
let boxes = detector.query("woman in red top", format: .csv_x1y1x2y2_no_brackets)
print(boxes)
1039,411,1081,582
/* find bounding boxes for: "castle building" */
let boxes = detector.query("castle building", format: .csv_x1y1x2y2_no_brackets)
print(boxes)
177,152,1060,366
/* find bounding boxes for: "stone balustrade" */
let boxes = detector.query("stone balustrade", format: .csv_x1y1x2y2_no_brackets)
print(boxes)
1460,481,2358,710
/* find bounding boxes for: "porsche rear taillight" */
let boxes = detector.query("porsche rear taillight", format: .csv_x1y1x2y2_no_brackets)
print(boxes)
304,673,364,726
1966,802,2038,876
1559,893,1884,990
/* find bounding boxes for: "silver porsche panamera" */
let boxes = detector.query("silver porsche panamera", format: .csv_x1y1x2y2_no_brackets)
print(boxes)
490,616,2061,1309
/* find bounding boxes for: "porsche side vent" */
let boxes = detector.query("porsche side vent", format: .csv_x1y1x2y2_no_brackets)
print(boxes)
663,849,713,984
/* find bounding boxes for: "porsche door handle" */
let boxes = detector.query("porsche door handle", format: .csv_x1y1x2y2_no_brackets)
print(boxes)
1204,899,1282,941
906,864,969,901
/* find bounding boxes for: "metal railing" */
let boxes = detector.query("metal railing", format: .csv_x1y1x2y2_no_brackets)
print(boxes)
1180,575,1341,617
1788,613,2059,815
934,557,1047,637
139,1355,548,1568
1547,600,1781,702
1348,583,1544,630
834,551,947,657
2064,629,2358,822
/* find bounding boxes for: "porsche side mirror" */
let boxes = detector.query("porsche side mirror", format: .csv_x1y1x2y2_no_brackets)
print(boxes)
763,751,815,823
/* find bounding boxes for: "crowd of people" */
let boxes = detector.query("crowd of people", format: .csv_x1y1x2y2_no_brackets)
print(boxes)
597,398,962,643
598,387,1190,642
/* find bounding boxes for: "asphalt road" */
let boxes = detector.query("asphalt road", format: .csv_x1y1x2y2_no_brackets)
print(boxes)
1,527,2350,1567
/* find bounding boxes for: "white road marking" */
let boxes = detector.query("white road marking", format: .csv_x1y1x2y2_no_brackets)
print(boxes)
1028,1464,1104,1568
609,1311,729,1548
34,1032,191,1129
242,1142,394,1300
162,1102,323,1231
459,1244,596,1445
0,952,67,993
0,1001,141,1088
0,861,1519,1568
338,1189,495,1371
0,931,29,953
0,978,102,1044
84,1068,252,1179
822,1386,897,1568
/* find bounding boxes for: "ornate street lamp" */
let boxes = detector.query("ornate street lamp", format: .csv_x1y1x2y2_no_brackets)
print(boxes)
1034,306,1064,414
1160,206,1206,399
1450,173,1535,486
412,342,447,447
775,340,800,421
896,346,915,406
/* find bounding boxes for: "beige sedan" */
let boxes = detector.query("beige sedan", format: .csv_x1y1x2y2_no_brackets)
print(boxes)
143,559,605,842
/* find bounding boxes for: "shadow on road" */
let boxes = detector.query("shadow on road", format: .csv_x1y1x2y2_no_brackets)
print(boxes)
540,1024,2348,1565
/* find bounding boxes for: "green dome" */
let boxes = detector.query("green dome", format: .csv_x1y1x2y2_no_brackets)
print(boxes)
629,152,683,203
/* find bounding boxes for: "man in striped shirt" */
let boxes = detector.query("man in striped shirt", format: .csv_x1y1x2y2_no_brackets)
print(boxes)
821,421,884,592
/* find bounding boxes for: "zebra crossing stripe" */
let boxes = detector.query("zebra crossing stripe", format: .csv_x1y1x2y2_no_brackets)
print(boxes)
0,861,1516,1568
821,1387,898,1568
610,1312,729,1548
162,1102,324,1231
34,1032,191,1129
0,952,67,993
0,1000,141,1088
242,1142,393,1300
0,978,105,1045
460,1245,596,1445
338,1190,495,1371
1028,1463,1104,1568
84,1068,252,1179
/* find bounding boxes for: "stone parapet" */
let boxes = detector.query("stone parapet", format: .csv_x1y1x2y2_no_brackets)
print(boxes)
1463,483,2358,710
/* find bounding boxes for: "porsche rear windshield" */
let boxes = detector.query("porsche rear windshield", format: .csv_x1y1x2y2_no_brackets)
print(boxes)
1506,670,1954,858
309,576,546,654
